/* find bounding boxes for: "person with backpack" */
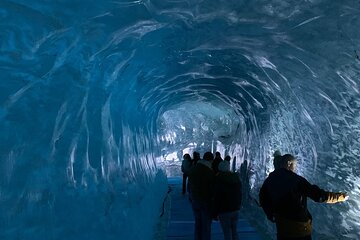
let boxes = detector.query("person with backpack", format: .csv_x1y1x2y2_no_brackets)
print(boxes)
212,160,242,240
188,152,215,240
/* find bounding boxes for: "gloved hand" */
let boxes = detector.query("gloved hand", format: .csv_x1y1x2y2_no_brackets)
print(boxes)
326,192,348,203
338,192,349,202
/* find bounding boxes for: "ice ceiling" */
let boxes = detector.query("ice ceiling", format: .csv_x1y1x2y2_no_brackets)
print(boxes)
0,0,360,239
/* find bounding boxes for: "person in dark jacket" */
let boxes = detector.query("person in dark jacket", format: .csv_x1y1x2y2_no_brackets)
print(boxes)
213,161,242,240
259,152,348,240
181,153,193,195
188,151,215,240
212,151,223,174
193,151,201,165
272,150,282,170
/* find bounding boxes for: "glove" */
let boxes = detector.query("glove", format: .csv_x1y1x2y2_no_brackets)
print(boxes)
326,192,348,204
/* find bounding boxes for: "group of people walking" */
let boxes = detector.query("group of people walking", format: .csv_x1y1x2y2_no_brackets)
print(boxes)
180,150,349,240
181,151,242,240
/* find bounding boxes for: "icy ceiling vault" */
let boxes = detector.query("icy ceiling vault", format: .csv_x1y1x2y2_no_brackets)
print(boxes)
0,0,359,239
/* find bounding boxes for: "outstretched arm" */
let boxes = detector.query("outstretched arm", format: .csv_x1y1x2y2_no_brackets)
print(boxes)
322,192,348,204
300,176,349,203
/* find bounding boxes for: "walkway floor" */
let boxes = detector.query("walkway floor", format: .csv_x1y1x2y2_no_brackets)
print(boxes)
166,177,263,240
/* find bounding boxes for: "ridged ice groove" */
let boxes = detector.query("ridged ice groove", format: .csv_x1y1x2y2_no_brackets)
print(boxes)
0,0,360,239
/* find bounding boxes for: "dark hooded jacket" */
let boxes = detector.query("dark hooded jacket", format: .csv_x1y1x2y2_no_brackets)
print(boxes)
259,168,328,223
212,156,223,174
188,160,215,204
213,172,242,215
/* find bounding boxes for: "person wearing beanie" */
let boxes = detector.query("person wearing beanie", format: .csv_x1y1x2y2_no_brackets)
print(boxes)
212,160,242,240
188,151,215,240
259,152,349,240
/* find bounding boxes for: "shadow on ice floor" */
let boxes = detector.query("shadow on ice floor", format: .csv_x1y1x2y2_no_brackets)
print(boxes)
166,177,263,240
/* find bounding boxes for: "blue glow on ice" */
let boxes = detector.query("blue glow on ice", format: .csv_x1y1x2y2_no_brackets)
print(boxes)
0,0,360,239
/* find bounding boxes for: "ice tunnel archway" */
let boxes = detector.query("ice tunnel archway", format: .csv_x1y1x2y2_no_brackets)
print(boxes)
0,0,360,239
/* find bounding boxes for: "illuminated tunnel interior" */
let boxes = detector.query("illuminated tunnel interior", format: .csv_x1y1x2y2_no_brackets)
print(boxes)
0,0,359,239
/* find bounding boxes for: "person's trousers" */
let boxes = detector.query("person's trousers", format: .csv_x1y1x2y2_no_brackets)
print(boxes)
191,200,212,240
276,217,312,240
219,211,240,240
182,173,188,194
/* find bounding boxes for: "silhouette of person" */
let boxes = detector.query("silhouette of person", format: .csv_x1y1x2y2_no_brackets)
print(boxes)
188,152,215,240
259,152,348,240
212,151,223,174
239,160,248,181
213,161,242,240
231,156,237,172
239,160,250,202
272,150,282,170
181,153,193,195
193,151,201,165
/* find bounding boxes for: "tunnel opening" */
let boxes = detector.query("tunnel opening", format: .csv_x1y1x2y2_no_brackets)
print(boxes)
156,101,247,176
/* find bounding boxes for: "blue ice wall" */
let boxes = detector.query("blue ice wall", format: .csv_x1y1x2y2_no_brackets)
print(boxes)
0,0,359,239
